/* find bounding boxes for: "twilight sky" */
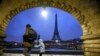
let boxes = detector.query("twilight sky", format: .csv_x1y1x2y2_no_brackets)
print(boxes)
5,7,83,43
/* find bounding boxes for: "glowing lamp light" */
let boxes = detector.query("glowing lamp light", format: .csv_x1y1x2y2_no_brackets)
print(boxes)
41,9,48,18
55,40,59,43
14,43,17,46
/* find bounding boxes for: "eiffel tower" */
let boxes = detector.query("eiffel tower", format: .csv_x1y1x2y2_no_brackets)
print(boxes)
52,14,61,42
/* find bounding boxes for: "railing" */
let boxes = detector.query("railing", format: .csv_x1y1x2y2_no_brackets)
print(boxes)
0,40,83,55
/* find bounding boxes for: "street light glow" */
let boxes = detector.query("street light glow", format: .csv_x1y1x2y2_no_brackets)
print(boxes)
41,9,47,18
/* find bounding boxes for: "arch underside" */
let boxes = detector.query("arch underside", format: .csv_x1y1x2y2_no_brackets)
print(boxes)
0,0,92,37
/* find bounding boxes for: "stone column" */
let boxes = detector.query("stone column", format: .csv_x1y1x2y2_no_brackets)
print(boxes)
0,36,5,56
82,34,100,56
0,46,3,55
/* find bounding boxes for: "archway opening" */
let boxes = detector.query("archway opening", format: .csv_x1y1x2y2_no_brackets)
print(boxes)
5,7,83,42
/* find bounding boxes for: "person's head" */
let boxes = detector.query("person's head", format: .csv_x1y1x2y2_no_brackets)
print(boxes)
39,39,43,43
26,24,31,28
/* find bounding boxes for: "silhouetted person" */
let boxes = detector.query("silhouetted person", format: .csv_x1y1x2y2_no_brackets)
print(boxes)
23,24,37,56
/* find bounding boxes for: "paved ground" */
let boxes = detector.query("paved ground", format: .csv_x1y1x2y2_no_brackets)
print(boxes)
3,53,83,56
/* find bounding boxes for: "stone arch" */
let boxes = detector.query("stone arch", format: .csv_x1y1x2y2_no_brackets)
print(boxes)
0,0,92,37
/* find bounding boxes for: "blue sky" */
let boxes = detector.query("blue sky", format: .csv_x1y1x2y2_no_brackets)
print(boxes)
5,7,83,43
